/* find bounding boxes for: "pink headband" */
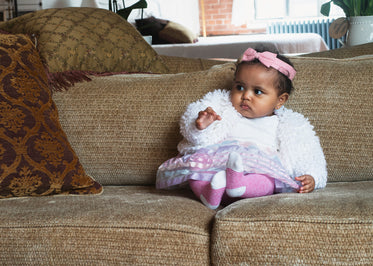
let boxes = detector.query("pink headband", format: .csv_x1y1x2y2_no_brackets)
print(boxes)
241,48,296,81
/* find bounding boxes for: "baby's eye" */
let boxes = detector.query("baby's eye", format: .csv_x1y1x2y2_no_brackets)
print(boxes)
235,85,244,91
254,89,263,95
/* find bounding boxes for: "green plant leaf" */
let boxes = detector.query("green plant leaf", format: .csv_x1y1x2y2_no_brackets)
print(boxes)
324,0,373,17
331,0,351,17
355,0,362,16
342,0,352,10
321,1,331,16
362,0,373,16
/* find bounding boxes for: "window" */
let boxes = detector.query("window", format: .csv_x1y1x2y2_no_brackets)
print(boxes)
288,0,319,17
255,0,287,20
254,0,345,20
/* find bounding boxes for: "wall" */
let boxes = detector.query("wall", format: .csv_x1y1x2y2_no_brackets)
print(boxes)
200,0,264,36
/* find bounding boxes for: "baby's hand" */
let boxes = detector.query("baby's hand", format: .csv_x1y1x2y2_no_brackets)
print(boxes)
195,107,222,130
295,175,315,193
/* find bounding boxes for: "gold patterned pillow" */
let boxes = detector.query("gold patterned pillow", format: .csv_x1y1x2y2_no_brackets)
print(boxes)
0,33,103,198
0,7,169,74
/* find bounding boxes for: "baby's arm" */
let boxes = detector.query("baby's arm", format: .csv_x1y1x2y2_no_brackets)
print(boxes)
196,107,222,130
277,109,327,190
178,89,238,153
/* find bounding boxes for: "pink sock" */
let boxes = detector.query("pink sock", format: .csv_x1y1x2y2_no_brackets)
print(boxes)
189,171,226,209
226,152,246,197
226,152,275,198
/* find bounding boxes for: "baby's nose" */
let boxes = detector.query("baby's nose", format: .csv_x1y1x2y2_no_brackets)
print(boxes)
241,91,252,100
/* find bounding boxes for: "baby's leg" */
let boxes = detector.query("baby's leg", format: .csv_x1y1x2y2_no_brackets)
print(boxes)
226,152,275,198
235,173,275,198
189,171,226,209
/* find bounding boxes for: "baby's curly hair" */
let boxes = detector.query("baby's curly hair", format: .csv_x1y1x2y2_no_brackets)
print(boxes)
235,46,295,95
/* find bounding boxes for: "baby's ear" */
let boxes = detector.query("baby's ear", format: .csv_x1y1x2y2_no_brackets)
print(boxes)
276,93,289,109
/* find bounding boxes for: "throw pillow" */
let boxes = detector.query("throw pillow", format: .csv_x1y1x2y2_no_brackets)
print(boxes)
158,21,198,44
0,33,103,198
0,8,169,74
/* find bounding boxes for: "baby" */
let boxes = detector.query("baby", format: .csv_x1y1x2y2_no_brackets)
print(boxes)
156,48,327,209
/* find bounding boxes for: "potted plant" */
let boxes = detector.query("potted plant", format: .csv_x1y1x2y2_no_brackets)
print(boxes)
321,0,373,46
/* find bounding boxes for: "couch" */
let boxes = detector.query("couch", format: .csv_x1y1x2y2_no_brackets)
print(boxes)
0,8,372,265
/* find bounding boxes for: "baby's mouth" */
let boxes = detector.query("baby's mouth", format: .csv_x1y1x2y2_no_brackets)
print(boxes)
240,103,250,110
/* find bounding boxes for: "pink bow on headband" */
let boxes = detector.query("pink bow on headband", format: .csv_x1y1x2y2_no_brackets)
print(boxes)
241,48,296,81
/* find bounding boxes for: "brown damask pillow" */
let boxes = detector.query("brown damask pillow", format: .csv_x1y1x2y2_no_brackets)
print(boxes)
0,33,103,198
0,7,169,74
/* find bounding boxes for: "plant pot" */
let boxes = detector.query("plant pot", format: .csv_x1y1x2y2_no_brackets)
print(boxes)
346,15,373,46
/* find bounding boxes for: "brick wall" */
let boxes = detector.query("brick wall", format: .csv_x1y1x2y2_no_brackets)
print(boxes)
199,0,264,36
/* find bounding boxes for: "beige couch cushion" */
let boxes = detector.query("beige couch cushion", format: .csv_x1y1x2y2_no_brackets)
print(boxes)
52,63,236,185
287,56,373,183
212,181,373,265
0,8,168,74
0,186,214,265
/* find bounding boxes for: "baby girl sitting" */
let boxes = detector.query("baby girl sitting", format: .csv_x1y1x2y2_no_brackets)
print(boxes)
156,48,327,209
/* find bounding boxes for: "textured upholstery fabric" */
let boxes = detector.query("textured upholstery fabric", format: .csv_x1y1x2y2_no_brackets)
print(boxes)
160,55,228,74
52,63,236,185
302,42,373,59
0,33,102,198
0,186,214,265
0,8,169,74
212,181,373,265
286,56,373,183
52,56,373,185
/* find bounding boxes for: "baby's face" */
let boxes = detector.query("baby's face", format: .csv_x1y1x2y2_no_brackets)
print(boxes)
231,64,288,119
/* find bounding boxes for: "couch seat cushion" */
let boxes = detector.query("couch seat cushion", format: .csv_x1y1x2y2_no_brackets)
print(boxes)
0,186,214,265
212,181,373,265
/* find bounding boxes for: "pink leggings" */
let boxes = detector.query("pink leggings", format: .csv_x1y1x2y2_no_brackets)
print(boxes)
189,173,275,209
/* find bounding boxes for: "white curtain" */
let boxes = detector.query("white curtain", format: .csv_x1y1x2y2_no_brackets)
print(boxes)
231,0,254,26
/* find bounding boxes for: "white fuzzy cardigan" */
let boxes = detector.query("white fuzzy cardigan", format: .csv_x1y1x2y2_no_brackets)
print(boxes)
178,89,327,189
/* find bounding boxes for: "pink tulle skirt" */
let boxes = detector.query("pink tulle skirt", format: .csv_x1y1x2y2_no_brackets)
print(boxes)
156,140,300,193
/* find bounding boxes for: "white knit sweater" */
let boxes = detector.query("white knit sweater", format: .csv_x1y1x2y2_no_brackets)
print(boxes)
178,89,327,189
